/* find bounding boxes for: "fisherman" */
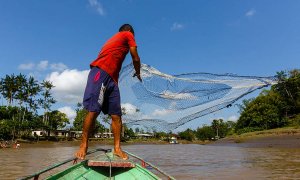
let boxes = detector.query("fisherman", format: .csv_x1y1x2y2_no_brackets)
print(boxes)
75,24,142,160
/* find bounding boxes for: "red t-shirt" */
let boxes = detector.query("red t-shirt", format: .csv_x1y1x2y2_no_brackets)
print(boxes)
90,31,137,83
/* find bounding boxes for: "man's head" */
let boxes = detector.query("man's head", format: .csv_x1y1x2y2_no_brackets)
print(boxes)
119,24,134,35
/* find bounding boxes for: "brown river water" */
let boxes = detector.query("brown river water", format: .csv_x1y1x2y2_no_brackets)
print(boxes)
0,142,300,180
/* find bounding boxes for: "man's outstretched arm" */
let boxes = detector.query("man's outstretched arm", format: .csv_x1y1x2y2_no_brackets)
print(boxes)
129,46,142,82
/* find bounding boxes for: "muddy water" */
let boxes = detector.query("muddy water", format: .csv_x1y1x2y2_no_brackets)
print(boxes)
0,142,299,179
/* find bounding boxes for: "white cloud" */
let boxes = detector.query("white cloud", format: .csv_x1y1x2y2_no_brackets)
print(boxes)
152,109,173,116
228,115,239,121
88,0,105,16
245,9,256,17
58,106,76,124
121,103,139,115
37,60,49,71
18,61,68,74
170,22,184,31
18,63,35,70
160,90,197,100
46,69,89,104
50,63,68,72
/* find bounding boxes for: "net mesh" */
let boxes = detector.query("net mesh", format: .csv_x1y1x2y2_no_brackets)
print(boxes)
119,63,277,132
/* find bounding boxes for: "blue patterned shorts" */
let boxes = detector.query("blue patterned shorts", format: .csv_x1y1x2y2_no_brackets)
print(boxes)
83,67,121,116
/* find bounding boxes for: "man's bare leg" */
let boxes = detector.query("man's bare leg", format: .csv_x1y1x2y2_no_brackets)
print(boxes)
75,111,99,159
111,115,128,160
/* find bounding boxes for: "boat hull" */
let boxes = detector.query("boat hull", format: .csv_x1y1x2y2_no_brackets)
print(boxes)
46,160,160,180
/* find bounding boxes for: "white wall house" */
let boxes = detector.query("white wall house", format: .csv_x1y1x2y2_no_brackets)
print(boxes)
32,130,46,137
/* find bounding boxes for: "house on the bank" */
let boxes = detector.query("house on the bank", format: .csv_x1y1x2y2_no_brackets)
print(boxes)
98,132,113,138
69,131,82,138
54,130,70,137
31,130,117,139
31,130,82,138
136,133,153,139
32,130,46,137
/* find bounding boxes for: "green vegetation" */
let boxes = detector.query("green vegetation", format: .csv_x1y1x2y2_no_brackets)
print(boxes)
73,103,106,135
173,69,300,142
226,127,300,144
235,69,300,134
0,74,69,140
178,120,236,141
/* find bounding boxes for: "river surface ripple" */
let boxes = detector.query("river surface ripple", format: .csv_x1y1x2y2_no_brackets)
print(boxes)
0,142,299,180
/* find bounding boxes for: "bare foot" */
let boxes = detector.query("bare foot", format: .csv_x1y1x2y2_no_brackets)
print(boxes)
113,148,128,160
75,146,87,160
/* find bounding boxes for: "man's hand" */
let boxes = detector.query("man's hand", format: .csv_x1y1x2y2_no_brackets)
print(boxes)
133,73,142,82
130,46,142,82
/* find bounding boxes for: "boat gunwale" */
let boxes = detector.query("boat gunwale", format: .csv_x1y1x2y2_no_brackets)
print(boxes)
18,148,109,180
19,148,175,180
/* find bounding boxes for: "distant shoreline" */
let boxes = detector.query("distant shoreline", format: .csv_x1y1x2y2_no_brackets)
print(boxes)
210,127,300,148
6,127,300,149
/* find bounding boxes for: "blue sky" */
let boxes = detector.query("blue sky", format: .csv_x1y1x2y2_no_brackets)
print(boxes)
1,0,300,129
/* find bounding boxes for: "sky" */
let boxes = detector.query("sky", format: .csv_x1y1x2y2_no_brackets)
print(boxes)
0,0,300,130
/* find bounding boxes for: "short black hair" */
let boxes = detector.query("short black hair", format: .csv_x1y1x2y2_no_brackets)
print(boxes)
119,24,134,35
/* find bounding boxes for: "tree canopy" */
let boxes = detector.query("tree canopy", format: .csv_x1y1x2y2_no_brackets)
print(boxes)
235,69,300,134
0,73,68,140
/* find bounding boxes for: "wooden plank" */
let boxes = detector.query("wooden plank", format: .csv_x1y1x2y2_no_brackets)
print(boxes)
88,160,135,168
87,151,135,168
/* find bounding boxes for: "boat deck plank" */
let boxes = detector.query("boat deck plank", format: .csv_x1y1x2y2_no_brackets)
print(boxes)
88,152,135,168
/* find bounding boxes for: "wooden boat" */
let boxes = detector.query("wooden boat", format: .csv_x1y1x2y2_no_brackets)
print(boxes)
20,148,175,180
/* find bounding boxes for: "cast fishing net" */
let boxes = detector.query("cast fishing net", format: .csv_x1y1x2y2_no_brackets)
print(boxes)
119,63,277,132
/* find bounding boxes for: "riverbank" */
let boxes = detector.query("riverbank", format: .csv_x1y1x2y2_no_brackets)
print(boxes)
211,127,300,148
5,127,300,148
11,138,208,148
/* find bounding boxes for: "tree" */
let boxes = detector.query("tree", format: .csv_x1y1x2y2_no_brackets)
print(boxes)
211,119,230,138
25,76,41,113
1,106,19,139
154,131,167,139
135,127,140,133
274,70,300,116
237,99,253,114
95,123,106,134
73,104,103,137
15,74,27,106
73,108,88,131
196,125,214,141
124,126,135,138
47,110,69,131
211,119,221,138
14,74,27,126
235,90,285,133
234,70,300,133
0,119,14,140
0,74,18,106
224,121,236,135
0,74,57,140
178,128,195,141
39,80,56,125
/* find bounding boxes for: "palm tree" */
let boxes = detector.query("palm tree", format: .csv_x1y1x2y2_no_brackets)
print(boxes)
212,119,221,139
13,74,28,136
0,74,18,106
26,76,41,113
15,74,27,106
0,79,4,106
0,74,20,138
40,80,56,126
